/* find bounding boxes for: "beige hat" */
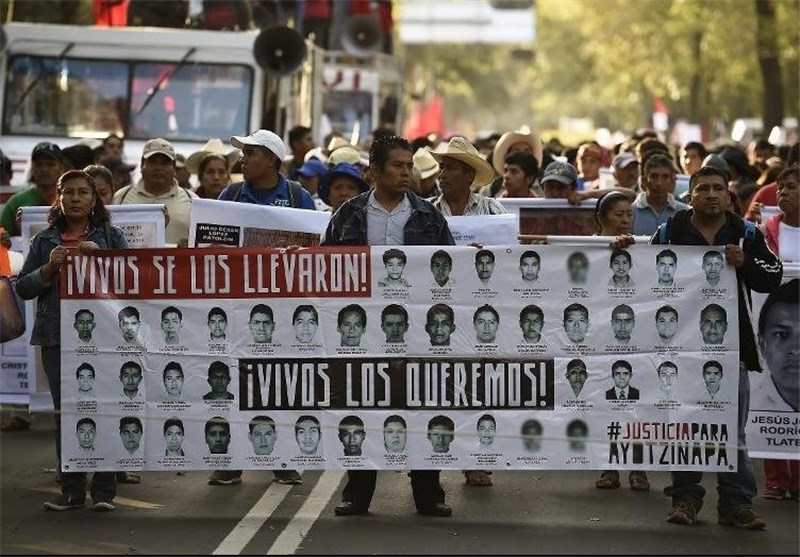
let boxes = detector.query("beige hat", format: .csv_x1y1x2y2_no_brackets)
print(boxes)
492,129,543,175
430,136,496,187
186,138,239,175
413,148,439,180
327,136,352,152
329,146,368,167
142,138,175,161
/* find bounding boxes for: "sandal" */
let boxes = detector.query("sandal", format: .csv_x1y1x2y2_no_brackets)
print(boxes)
629,471,650,491
595,471,621,489
464,470,493,487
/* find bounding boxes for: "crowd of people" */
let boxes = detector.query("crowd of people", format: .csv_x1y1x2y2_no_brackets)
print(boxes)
0,122,797,528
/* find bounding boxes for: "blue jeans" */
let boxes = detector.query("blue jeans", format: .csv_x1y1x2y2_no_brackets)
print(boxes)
42,346,116,501
670,363,756,516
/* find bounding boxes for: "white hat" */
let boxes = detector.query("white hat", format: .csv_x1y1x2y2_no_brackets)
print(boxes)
186,138,239,175
430,136,496,187
329,146,368,167
492,129,543,175
327,136,352,152
230,130,286,161
413,148,439,180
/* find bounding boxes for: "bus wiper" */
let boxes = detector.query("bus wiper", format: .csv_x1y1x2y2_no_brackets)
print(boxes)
13,42,75,113
136,47,196,115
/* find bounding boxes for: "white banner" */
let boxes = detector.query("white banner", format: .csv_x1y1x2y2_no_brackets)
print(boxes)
445,214,518,245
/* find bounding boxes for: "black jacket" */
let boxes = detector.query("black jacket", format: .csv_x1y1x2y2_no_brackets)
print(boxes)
651,209,782,371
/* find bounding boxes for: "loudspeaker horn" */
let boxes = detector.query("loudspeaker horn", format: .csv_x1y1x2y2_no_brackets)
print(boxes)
341,14,382,58
253,25,308,76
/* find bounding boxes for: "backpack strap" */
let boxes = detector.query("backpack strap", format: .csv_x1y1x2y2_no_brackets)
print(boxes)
287,180,305,208
117,185,132,204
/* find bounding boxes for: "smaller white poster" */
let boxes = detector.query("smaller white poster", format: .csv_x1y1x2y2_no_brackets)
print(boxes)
445,214,519,246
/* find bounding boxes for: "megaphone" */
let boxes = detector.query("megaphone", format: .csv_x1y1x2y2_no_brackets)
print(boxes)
341,14,382,58
253,25,307,76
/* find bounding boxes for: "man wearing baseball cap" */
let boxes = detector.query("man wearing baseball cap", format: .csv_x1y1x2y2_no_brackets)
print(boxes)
576,142,605,190
113,138,198,245
1,142,67,236
612,152,640,191
541,161,579,199
217,129,315,210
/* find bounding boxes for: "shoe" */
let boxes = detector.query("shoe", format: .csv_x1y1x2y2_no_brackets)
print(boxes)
596,471,621,489
273,470,302,485
208,470,242,486
417,503,452,517
718,506,766,530
464,470,493,487
44,495,86,511
116,471,141,484
763,486,786,500
666,502,697,525
334,501,369,516
92,498,116,512
629,471,650,491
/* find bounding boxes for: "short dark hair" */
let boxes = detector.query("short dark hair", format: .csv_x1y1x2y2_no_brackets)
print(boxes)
644,153,677,176
611,360,632,375
288,125,312,147
520,304,544,323
703,250,723,263
655,305,679,321
656,249,677,264
703,360,723,375
475,249,495,264
477,414,495,427
250,304,273,322
163,417,184,435
431,250,452,266
567,251,588,267
205,416,230,436
118,306,139,321
384,414,406,428
521,419,542,435
77,417,96,430
338,304,366,327
689,165,730,191
701,303,727,322
427,303,454,324
658,361,678,374
293,304,318,323
776,165,800,185
161,306,182,321
294,415,320,433
338,415,365,434
249,415,275,433
76,363,95,378
609,249,632,268
758,279,798,335
369,135,412,170
119,416,142,432
566,419,587,436
612,304,635,319
682,141,707,159
381,303,408,323
75,308,94,321
520,250,540,265
163,361,184,381
505,150,539,177
121,361,142,374
428,415,454,432
207,306,227,322
208,360,230,379
566,358,587,374
473,304,499,323
563,303,588,322
382,248,407,265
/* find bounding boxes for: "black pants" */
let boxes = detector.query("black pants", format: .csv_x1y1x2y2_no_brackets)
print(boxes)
342,470,444,510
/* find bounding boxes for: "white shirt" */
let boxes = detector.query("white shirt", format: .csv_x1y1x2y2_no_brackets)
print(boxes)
366,192,411,246
432,193,507,216
778,221,800,262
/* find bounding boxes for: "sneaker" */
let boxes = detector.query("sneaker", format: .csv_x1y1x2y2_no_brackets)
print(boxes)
92,498,116,512
666,502,697,525
208,470,242,486
273,470,302,485
718,506,766,530
763,486,786,500
44,495,86,511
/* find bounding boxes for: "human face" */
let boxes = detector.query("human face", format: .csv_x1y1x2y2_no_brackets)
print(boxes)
477,419,496,446
120,366,142,396
703,366,723,394
426,312,454,346
702,254,724,286
430,256,451,286
681,148,703,175
759,301,799,410
611,311,635,342
385,257,405,280
338,311,365,346
612,367,632,390
578,153,601,181
690,175,728,219
74,312,95,342
777,174,799,218
294,311,318,343
328,176,362,211
59,178,95,222
520,311,543,343
522,424,542,452
658,366,677,389
568,255,589,285
520,256,540,282
475,255,494,283
250,312,274,343
295,419,321,454
566,367,587,395
119,315,140,343
240,145,275,184
292,133,314,158
77,369,94,393
474,310,499,343
340,425,366,456
542,180,572,199
656,256,676,286
503,163,531,197
94,176,114,206
382,313,408,343
644,166,675,206
104,137,124,158
438,157,473,197
32,157,65,189
564,310,589,342
610,254,631,280
383,421,407,453
614,163,639,190
120,423,142,453
249,423,276,455
599,199,633,236
164,369,183,398
200,159,230,198
208,370,231,397
141,153,176,192
428,425,453,453
208,314,227,340
161,311,182,343
700,308,727,344
656,311,679,341
206,425,230,454
77,422,96,450
371,148,413,198
165,425,184,453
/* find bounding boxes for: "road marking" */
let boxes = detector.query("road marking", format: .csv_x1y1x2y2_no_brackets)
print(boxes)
212,481,295,555
33,487,163,509
266,470,344,555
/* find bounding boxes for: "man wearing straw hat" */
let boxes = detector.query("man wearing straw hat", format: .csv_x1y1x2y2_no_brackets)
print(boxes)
431,137,505,216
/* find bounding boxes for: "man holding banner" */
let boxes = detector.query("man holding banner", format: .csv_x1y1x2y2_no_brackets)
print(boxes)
322,135,455,517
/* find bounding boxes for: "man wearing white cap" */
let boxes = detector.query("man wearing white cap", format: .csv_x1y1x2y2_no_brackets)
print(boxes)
218,130,315,210
430,137,505,216
113,138,197,245
612,152,640,191
412,148,441,199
